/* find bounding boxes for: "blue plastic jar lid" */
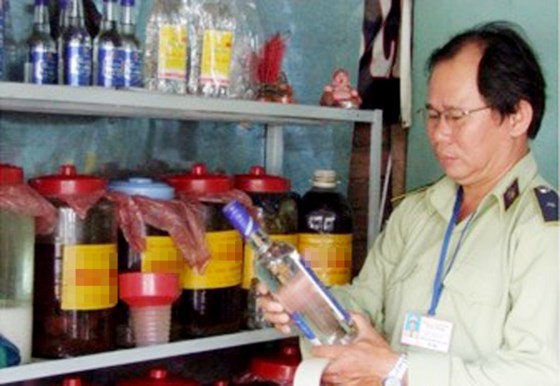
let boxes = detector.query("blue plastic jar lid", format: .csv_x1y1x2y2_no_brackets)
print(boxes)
108,178,174,200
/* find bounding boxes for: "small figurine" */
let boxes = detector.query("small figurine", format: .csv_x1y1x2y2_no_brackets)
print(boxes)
320,68,362,109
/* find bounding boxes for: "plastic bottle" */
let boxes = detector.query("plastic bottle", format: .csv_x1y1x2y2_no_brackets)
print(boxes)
223,200,356,346
190,0,235,97
93,0,123,87
298,170,353,286
26,0,58,84
143,0,189,94
58,0,92,86
119,0,142,88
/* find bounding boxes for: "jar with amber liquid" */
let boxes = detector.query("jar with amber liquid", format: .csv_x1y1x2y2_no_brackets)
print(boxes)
164,164,242,337
30,165,117,358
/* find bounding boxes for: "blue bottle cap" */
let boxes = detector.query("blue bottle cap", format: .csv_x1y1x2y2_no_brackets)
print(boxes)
222,200,259,238
108,177,174,200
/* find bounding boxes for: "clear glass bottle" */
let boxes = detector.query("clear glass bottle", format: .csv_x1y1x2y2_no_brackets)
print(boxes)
58,0,92,86
143,0,188,94
93,0,123,87
223,200,356,346
55,0,69,83
1,0,19,82
26,0,58,84
119,0,142,88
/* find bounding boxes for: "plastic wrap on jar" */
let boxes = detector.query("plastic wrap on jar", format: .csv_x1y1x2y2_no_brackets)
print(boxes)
188,0,263,99
106,192,210,273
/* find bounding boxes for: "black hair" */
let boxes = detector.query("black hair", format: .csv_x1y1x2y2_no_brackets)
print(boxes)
427,21,546,139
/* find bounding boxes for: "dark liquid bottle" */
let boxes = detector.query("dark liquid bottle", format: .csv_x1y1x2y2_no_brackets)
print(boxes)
298,170,353,287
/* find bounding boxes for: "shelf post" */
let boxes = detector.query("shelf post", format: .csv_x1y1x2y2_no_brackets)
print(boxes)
265,124,284,175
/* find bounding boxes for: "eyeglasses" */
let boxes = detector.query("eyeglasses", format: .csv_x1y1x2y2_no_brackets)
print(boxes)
418,105,492,131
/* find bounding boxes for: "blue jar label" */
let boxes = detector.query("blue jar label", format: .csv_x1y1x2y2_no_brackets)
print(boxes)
97,46,124,87
31,48,57,84
122,47,142,87
64,43,92,86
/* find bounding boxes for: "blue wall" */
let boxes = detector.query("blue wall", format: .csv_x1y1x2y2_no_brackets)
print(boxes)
408,0,559,189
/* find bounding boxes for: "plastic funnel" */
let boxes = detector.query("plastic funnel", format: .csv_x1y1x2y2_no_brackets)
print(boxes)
119,273,180,346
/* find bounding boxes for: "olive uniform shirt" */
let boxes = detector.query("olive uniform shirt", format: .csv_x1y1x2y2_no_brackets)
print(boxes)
331,152,559,385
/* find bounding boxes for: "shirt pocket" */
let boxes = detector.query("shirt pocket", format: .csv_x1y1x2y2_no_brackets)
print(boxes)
443,261,505,307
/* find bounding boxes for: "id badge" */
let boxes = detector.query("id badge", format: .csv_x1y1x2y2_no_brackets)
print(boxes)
400,311,453,353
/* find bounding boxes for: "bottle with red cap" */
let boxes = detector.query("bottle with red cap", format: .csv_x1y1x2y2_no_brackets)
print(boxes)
29,164,117,358
164,163,243,337
233,166,298,330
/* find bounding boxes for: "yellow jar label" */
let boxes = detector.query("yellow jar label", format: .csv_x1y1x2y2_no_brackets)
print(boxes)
61,244,118,310
298,234,353,286
200,30,233,85
141,236,184,283
183,230,242,289
158,24,188,80
242,234,299,289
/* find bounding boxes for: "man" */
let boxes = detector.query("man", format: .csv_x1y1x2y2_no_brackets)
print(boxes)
258,21,558,385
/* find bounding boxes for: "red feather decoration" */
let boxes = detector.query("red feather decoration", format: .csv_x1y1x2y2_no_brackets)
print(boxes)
256,33,287,84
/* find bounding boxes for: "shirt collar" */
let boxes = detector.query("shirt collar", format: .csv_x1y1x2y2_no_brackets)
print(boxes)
426,151,538,218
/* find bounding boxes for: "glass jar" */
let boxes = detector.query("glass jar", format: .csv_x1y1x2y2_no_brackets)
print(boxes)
298,170,353,286
118,368,200,386
233,166,298,329
108,178,184,347
0,164,35,366
30,165,117,358
164,164,242,337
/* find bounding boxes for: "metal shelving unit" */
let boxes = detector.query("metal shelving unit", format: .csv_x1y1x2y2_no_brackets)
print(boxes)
0,82,383,383
0,329,294,384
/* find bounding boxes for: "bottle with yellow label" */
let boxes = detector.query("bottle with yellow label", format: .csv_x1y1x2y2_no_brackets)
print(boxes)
298,170,353,287
164,163,243,337
108,177,184,347
29,165,117,358
234,166,299,329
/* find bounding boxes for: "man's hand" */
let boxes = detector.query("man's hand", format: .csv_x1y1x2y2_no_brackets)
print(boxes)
255,281,292,335
312,312,402,386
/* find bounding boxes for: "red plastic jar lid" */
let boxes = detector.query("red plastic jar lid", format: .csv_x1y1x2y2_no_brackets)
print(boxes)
249,343,301,382
164,163,232,194
62,377,85,386
29,165,106,196
0,164,24,186
119,272,180,307
118,368,200,386
233,166,290,193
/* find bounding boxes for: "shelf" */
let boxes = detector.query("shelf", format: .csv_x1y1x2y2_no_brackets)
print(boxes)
0,82,377,125
0,329,295,384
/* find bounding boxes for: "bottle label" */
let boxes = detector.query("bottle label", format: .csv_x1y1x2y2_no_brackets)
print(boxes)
64,42,92,86
61,244,118,310
200,29,232,86
141,236,183,280
122,46,142,87
30,48,57,84
97,46,124,87
157,24,187,80
242,233,299,289
182,230,242,289
298,233,353,286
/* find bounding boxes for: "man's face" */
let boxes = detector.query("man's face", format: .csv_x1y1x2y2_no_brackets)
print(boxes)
426,43,518,189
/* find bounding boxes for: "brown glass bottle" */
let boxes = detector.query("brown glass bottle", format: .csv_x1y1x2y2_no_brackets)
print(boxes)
298,170,353,287
30,165,117,358
164,164,243,337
